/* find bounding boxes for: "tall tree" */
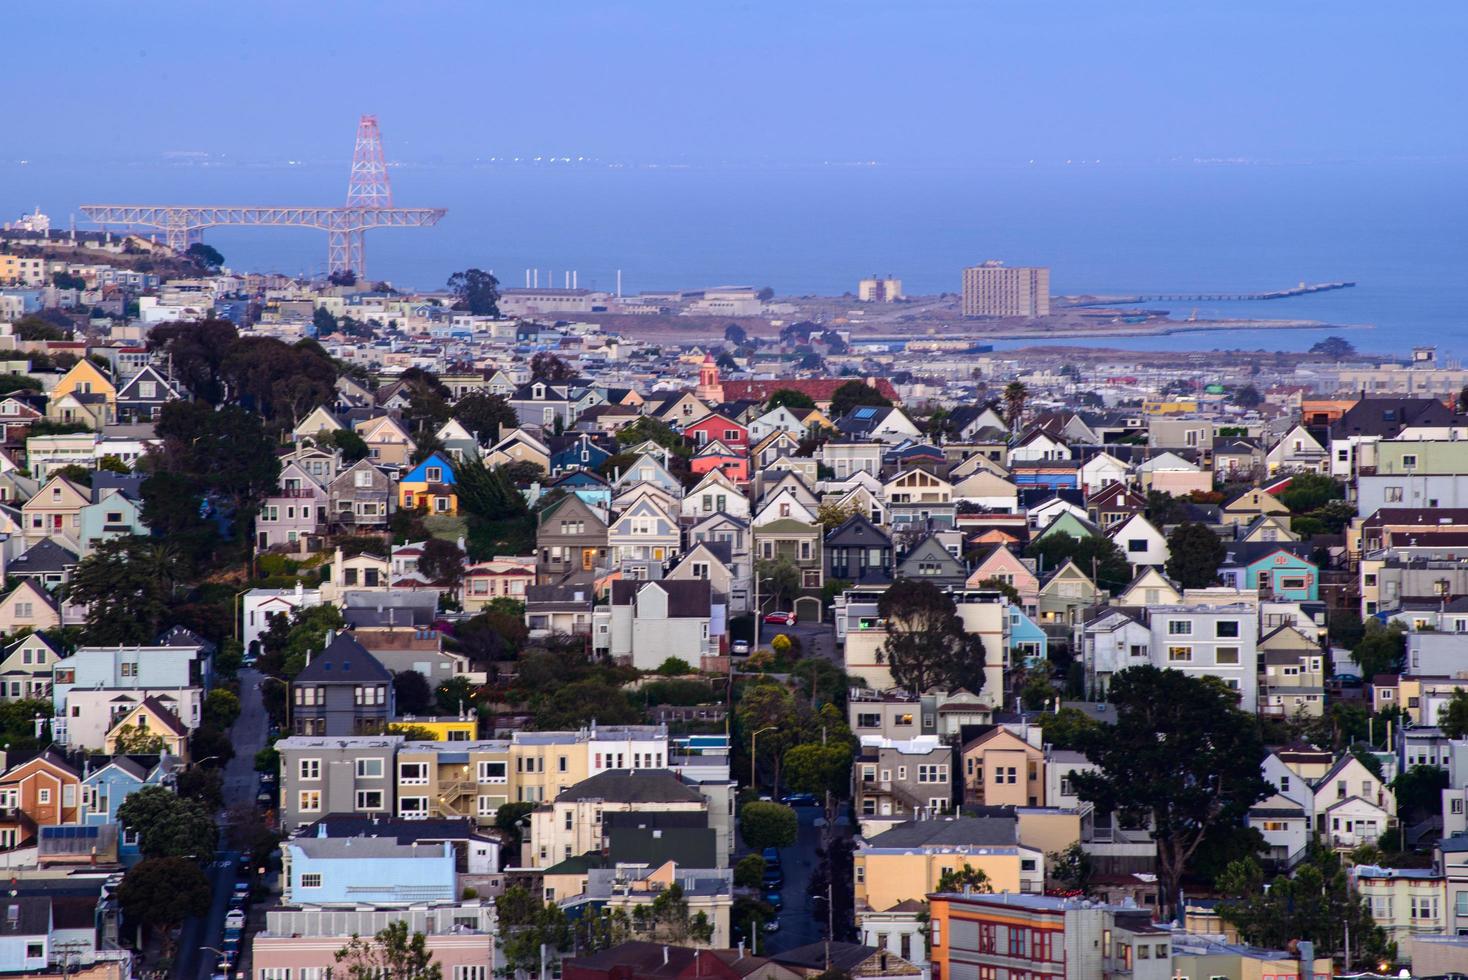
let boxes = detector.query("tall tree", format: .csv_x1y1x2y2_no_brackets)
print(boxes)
1026,533,1131,593
241,337,339,425
118,857,212,950
1439,688,1468,739
1165,522,1227,588
154,401,281,525
116,785,217,859
829,381,892,418
877,579,986,695
766,388,817,411
452,391,518,443
1351,621,1406,679
1003,381,1028,430
1070,666,1270,917
185,242,224,271
446,268,501,317
147,318,240,405
1216,846,1390,967
67,536,184,644
739,801,798,851
335,921,442,980
530,351,575,382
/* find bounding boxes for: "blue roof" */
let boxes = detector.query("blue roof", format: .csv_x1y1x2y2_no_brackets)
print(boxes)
403,452,456,485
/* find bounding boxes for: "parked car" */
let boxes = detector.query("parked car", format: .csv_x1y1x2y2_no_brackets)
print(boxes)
763,918,781,933
731,639,751,655
761,847,781,865
763,888,784,910
1335,673,1363,687
780,793,818,807
763,611,797,626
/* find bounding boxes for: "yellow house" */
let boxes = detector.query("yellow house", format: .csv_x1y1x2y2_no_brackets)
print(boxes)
389,716,478,742
397,452,458,516
854,818,1044,912
105,696,190,761
47,359,116,409
961,727,1047,807
1141,398,1199,415
354,415,414,468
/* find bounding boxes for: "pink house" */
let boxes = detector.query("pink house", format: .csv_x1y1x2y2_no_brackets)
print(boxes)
689,440,749,484
965,545,1039,614
252,929,492,978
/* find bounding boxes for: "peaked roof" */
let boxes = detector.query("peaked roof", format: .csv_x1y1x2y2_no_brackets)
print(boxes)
294,632,392,684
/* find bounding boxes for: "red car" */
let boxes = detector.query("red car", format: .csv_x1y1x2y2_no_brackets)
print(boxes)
763,611,797,626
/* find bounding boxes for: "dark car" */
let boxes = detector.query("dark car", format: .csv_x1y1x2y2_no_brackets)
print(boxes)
780,793,819,807
763,888,783,910
761,847,781,866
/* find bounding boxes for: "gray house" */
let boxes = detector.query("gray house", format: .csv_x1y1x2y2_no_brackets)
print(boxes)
595,580,716,671
276,734,403,831
535,493,608,582
328,459,394,530
291,631,395,737
896,534,968,588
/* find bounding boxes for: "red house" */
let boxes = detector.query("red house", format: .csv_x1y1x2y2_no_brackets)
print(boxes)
683,412,749,449
689,439,749,484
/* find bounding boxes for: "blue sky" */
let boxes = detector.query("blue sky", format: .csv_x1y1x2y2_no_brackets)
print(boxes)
6,1,1464,166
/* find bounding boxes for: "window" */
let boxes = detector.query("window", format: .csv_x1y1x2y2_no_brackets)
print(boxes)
857,713,880,729
1402,454,1419,468
478,761,508,783
25,943,42,960
355,758,383,778
1280,775,1291,793
1168,646,1192,663
299,790,321,812
1215,620,1240,638
299,758,321,780
355,790,384,809
1454,798,1464,815
1216,647,1240,665
1456,891,1468,917
399,797,428,816
455,968,490,980
1168,620,1193,636
1386,486,1403,502
399,762,428,785
1127,538,1147,553
300,873,323,888
930,919,939,948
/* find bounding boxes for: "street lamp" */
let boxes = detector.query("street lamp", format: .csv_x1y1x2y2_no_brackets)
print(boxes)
749,726,776,794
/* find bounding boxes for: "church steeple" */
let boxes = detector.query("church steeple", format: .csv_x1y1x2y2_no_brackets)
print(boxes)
696,353,724,403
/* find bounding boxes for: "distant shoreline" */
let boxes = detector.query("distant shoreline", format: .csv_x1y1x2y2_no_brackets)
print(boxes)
967,317,1373,342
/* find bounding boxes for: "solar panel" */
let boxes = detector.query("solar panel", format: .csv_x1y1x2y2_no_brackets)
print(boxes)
854,407,877,419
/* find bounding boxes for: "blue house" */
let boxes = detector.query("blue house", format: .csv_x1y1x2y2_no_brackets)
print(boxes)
284,832,456,905
1007,605,1049,669
548,469,613,510
550,435,612,476
1220,543,1319,601
82,756,168,828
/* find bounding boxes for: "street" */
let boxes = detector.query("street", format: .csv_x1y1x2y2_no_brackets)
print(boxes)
174,668,272,980
761,807,826,953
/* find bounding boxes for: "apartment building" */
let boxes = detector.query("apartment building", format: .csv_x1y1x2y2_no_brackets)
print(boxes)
277,735,404,831
929,892,1171,980
961,261,1050,318
527,769,707,869
1147,603,1259,711
854,735,954,833
854,818,1044,916
279,727,674,830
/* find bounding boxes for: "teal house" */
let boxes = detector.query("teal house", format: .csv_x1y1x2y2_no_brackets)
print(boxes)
1007,604,1049,669
1221,543,1319,601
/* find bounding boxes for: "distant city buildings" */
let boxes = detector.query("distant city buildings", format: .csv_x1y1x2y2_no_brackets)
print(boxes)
859,275,903,303
962,259,1050,317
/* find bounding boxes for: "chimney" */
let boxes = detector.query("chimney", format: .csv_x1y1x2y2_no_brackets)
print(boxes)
325,629,337,648
663,947,669,966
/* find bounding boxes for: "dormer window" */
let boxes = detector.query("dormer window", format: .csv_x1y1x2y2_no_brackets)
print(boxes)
534,384,546,399
426,467,442,483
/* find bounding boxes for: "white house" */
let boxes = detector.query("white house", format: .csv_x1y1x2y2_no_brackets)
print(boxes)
1107,513,1169,569
242,583,323,658
1146,602,1260,711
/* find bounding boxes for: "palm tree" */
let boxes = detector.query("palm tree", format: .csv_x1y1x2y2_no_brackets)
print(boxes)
1003,381,1029,431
